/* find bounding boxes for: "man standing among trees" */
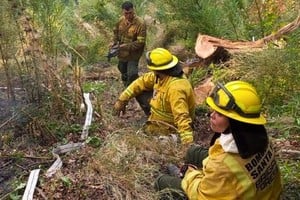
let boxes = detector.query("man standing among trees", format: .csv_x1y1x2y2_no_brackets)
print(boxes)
110,1,151,115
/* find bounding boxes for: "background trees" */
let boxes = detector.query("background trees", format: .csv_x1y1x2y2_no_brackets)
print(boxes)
0,0,299,199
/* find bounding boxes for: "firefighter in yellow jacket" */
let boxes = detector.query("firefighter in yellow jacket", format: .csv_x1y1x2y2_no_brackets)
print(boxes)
154,81,282,200
113,48,196,144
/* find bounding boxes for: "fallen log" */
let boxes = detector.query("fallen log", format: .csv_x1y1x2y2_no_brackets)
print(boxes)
195,14,300,59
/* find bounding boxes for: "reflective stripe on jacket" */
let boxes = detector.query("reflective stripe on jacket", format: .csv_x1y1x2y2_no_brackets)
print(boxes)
182,139,282,200
113,15,146,61
119,72,196,143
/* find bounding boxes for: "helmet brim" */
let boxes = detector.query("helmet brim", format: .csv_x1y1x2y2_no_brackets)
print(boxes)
147,55,178,71
206,96,267,125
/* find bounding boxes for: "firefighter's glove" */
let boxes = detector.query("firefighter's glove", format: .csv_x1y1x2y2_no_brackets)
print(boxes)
113,100,128,116
167,164,181,177
179,164,197,178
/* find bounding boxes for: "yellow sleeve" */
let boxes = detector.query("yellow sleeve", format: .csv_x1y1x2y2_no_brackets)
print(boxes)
182,156,238,200
168,80,194,143
181,167,205,200
119,72,155,101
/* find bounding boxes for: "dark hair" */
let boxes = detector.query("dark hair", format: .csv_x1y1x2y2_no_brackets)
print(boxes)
122,1,134,10
229,118,268,159
159,63,183,77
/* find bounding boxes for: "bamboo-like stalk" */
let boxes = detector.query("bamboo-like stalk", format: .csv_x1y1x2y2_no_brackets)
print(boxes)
0,43,15,101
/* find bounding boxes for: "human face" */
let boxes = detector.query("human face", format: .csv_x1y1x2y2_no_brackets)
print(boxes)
123,8,134,22
209,110,230,133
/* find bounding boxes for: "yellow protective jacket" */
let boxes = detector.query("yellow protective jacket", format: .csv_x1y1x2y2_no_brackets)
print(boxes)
182,139,282,200
119,72,196,144
113,15,146,61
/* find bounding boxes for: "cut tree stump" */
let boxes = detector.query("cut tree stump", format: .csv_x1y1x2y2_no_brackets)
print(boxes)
195,14,300,59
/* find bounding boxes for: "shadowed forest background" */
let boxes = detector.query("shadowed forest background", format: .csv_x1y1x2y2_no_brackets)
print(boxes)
0,0,299,199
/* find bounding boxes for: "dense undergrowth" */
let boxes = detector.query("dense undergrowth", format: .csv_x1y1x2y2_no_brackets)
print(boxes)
0,0,300,199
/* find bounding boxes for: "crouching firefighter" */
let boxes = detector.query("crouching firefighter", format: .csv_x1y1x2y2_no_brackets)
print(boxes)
113,48,196,145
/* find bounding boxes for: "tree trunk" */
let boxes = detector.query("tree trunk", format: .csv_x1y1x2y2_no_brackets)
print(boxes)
195,14,300,59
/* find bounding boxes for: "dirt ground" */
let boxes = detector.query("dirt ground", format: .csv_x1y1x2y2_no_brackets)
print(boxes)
0,64,214,199
0,65,299,199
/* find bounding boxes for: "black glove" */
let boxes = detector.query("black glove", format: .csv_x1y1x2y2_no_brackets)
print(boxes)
179,164,197,178
107,44,119,62
167,163,197,178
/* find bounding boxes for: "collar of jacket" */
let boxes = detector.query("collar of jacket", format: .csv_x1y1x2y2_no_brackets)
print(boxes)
156,75,173,86
121,15,139,25
219,133,239,154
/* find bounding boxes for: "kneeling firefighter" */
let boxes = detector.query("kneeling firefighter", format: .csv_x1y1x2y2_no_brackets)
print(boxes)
113,48,196,145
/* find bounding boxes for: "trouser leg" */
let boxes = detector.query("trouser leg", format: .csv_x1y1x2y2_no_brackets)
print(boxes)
184,145,209,168
135,90,152,116
125,60,152,115
154,174,187,200
117,60,139,87
117,61,128,86
126,60,139,86
118,60,152,115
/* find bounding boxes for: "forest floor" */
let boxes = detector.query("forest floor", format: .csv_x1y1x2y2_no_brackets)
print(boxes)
0,64,299,199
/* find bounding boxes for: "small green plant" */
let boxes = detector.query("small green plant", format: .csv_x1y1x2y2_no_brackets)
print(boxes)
7,182,26,200
82,81,106,94
47,122,82,140
86,136,102,148
208,63,233,83
60,176,72,187
189,67,210,87
279,160,300,199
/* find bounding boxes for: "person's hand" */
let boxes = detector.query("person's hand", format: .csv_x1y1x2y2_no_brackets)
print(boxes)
179,164,197,178
109,42,116,48
113,100,128,116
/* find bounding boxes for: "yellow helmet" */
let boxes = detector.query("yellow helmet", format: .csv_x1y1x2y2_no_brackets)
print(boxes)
206,81,266,124
146,48,179,70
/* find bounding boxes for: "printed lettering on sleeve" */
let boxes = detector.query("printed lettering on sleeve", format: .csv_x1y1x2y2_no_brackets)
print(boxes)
244,144,278,190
